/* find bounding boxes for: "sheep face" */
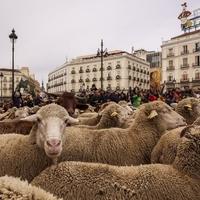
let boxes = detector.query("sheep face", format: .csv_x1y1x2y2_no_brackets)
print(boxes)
36,117,67,159
22,104,79,160
146,102,186,132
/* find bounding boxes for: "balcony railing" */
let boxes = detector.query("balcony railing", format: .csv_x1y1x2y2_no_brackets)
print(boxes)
192,63,200,67
116,65,121,69
85,78,90,82
180,64,189,69
92,68,97,72
92,77,97,82
107,76,112,80
167,66,175,71
71,70,76,74
193,48,200,53
192,78,200,83
107,66,112,70
180,78,189,83
167,53,175,57
116,75,121,80
181,50,189,55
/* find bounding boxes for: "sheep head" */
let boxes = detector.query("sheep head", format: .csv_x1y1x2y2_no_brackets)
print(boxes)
176,98,200,124
174,125,200,179
21,104,79,162
142,101,187,132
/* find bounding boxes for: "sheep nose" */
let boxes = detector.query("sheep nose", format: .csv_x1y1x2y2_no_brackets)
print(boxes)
46,139,61,147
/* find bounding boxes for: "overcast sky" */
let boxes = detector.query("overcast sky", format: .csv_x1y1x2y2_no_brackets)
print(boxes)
0,0,199,85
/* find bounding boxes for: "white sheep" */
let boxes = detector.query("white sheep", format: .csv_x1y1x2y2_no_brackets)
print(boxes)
0,175,61,200
0,103,78,182
58,101,186,166
32,125,200,200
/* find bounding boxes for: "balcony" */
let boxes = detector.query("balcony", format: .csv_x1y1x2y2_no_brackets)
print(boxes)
79,69,84,73
92,68,97,72
71,79,76,83
86,69,90,73
79,79,83,83
137,78,139,82
180,64,189,69
147,71,149,75
192,78,200,83
180,78,190,83
128,65,131,70
140,69,143,73
128,75,132,80
140,79,143,83
144,70,146,74
144,79,147,83
107,76,112,81
133,67,136,71
167,53,175,58
167,66,175,71
116,64,121,69
71,70,76,74
192,63,200,67
107,66,112,70
116,75,121,80
181,50,189,55
133,77,136,81
193,48,200,53
92,77,97,82
147,80,149,84
136,69,139,72
85,78,90,82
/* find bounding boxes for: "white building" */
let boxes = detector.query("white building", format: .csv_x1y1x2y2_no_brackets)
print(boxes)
47,50,150,93
162,30,200,89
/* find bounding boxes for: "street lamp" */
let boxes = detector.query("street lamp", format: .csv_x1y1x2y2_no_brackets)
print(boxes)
9,29,18,103
0,72,3,104
97,39,108,90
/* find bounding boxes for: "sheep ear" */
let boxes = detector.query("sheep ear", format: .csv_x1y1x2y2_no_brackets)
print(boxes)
184,104,192,111
148,110,158,119
20,114,39,122
66,116,79,125
111,111,118,117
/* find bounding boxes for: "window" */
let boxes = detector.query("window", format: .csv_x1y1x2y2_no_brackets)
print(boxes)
195,42,200,51
183,45,188,53
183,58,188,66
169,60,173,67
182,72,188,80
168,48,173,54
195,70,200,80
195,56,200,66
168,74,173,81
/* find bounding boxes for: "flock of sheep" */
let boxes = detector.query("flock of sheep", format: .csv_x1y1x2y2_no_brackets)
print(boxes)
0,97,200,200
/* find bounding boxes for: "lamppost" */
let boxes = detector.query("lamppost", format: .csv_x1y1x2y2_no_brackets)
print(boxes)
0,72,3,104
97,39,108,90
9,29,18,103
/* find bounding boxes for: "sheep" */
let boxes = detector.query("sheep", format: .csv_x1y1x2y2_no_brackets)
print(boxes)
58,101,186,166
151,115,200,165
175,97,200,124
151,126,185,164
14,106,30,119
0,119,33,134
76,103,130,129
32,126,200,200
0,176,61,200
0,103,79,182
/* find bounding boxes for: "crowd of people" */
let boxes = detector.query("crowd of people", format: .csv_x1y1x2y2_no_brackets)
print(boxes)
5,83,199,109
76,84,199,108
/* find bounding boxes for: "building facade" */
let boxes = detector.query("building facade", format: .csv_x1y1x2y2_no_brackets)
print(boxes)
0,67,40,101
162,30,200,89
47,50,150,93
